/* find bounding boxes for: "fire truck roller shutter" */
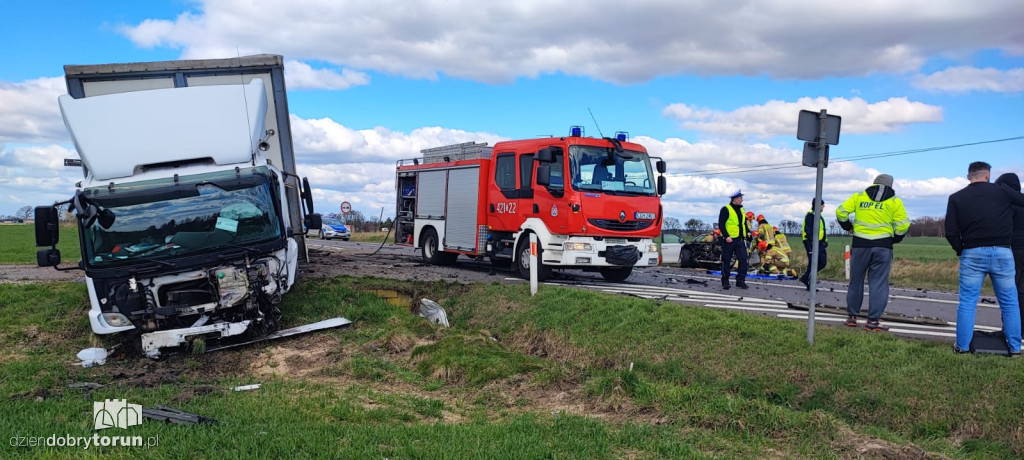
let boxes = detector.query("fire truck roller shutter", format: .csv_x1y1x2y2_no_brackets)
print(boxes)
417,170,447,220
445,167,481,251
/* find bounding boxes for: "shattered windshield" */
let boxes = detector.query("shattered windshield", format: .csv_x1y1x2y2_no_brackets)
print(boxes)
82,167,282,268
568,145,656,196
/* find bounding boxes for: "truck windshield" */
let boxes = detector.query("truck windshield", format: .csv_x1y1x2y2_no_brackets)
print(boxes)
568,145,656,195
82,168,282,268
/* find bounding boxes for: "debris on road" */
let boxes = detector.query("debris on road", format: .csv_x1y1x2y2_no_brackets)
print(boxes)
143,405,218,425
414,299,450,327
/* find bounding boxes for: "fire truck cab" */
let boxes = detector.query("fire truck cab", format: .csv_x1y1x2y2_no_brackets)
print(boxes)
395,130,666,282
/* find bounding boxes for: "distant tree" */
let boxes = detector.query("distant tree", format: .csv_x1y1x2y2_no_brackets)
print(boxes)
663,216,681,230
15,206,33,220
684,218,704,234
779,219,799,235
383,217,394,229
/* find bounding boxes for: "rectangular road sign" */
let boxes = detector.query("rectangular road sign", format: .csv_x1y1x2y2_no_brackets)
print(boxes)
797,110,841,145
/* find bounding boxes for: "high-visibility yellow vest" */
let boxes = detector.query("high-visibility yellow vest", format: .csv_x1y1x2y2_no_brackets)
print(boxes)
835,191,910,241
723,205,746,239
757,222,775,242
802,210,828,241
774,233,791,254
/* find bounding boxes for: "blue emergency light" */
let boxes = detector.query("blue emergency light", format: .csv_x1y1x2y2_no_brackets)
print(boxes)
570,126,584,137
615,131,628,141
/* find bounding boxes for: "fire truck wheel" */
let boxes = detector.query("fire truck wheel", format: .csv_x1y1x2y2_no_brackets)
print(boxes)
421,227,455,265
600,267,633,282
516,235,551,281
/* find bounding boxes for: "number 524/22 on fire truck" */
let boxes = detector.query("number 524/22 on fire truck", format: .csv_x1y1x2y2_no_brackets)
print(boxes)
395,129,666,283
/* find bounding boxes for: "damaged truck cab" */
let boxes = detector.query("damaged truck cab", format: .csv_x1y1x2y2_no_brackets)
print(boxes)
34,55,321,358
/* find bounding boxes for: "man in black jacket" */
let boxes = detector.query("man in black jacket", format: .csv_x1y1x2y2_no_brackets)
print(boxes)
798,198,828,290
994,172,1024,326
945,162,1024,355
718,189,750,290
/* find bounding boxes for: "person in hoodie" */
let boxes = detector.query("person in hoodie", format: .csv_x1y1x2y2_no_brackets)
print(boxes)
995,172,1024,324
947,163,1024,355
836,174,910,331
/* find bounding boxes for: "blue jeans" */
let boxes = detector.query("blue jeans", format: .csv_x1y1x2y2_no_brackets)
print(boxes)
846,247,892,320
955,246,1022,353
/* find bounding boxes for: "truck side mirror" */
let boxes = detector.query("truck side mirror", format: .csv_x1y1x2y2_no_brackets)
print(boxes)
37,248,61,267
657,176,667,196
301,177,315,214
657,160,666,174
34,206,60,246
303,213,322,235
536,165,551,187
537,148,553,163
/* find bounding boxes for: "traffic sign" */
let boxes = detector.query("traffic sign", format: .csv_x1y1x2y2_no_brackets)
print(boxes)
340,201,352,214
797,110,841,145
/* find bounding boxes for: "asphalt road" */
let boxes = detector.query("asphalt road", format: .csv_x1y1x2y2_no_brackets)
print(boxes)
311,239,1012,343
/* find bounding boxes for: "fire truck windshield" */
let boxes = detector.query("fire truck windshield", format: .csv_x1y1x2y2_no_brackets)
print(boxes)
568,145,656,196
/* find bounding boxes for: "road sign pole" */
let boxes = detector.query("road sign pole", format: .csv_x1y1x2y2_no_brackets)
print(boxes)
807,109,828,346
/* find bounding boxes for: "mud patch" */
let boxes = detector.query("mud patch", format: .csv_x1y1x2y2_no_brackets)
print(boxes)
833,425,944,459
250,334,344,378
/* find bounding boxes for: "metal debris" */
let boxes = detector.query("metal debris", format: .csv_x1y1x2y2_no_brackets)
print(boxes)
233,384,261,392
143,405,218,425
67,382,105,391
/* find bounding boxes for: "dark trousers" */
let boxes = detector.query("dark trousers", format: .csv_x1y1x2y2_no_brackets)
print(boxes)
721,239,748,286
799,241,827,284
846,247,893,320
1014,248,1024,322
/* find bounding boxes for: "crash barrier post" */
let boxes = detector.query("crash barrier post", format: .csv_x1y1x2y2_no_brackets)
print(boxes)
530,233,538,296
844,245,851,280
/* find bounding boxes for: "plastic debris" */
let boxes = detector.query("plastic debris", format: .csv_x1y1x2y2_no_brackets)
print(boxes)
77,348,108,367
233,384,261,392
414,299,450,327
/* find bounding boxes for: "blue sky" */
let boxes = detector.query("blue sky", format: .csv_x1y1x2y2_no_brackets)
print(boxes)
1,0,1022,227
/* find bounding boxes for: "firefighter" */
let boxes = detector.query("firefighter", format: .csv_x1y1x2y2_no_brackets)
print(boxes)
744,211,756,238
759,241,792,275
773,226,792,257
702,228,722,243
756,214,775,243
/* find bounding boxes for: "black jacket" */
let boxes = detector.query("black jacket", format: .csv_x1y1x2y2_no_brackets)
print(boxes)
945,180,1024,255
995,173,1024,250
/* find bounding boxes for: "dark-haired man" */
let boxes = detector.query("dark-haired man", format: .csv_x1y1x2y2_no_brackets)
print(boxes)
946,162,1024,356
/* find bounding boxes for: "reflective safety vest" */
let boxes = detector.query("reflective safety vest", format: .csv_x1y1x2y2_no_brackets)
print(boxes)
763,247,789,268
802,210,828,242
835,191,910,242
723,205,747,239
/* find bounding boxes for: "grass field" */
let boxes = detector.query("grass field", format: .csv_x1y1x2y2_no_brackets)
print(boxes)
0,224,80,265
1,277,1021,458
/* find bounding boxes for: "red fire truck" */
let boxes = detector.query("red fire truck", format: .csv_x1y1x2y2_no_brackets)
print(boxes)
394,129,666,282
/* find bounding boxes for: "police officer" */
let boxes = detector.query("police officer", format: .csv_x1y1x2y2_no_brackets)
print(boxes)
799,198,828,290
718,189,750,290
836,174,910,331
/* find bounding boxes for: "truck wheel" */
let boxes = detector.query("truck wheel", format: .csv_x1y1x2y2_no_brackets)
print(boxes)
600,267,633,282
516,236,551,280
421,228,446,265
679,248,693,268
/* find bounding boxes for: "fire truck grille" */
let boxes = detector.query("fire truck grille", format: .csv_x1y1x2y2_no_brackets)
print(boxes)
587,219,653,232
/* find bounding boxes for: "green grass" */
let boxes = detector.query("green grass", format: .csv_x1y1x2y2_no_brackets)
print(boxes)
0,224,81,265
2,277,1021,458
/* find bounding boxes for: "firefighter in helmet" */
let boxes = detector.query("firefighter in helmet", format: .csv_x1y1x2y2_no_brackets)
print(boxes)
702,228,722,243
756,214,775,244
759,240,793,276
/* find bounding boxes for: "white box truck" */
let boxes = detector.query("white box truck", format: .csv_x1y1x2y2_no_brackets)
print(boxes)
34,55,323,358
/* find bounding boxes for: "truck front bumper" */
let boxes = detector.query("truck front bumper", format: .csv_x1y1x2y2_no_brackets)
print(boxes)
544,237,659,267
141,320,251,359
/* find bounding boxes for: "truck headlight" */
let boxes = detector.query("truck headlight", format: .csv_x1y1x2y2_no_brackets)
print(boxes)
565,242,593,251
102,313,132,327
648,244,659,253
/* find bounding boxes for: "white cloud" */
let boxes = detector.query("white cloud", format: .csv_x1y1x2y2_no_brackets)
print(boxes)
0,77,68,144
915,66,1024,93
115,0,1024,84
663,97,943,137
284,60,370,90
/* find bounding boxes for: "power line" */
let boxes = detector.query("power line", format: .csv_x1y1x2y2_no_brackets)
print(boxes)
677,135,1024,177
